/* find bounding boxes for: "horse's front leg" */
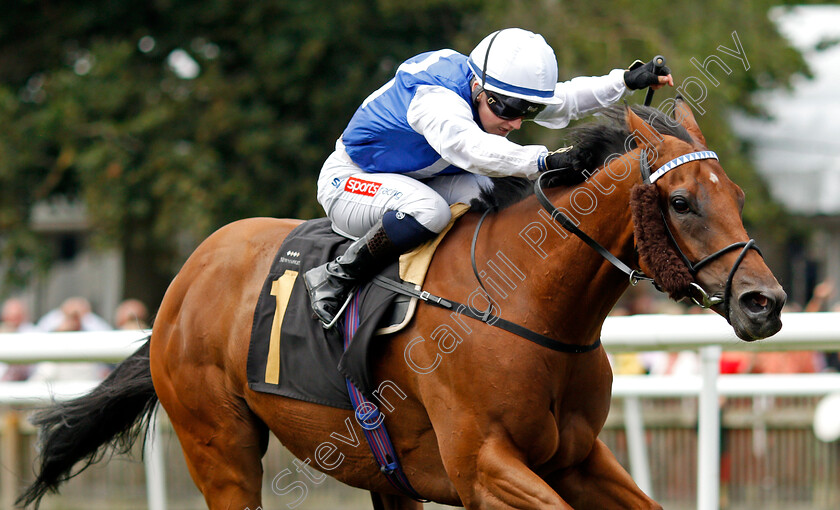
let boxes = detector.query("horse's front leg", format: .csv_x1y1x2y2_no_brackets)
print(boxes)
443,435,572,509
546,439,661,510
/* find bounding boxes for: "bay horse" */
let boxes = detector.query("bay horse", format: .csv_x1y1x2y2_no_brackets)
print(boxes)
19,100,785,509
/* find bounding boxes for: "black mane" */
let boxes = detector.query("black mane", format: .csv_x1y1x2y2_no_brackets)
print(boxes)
472,104,695,211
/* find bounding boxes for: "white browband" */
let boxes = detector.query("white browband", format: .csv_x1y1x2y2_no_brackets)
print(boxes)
649,150,718,183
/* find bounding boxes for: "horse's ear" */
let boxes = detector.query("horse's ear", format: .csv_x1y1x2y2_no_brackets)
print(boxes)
625,104,663,153
672,96,707,148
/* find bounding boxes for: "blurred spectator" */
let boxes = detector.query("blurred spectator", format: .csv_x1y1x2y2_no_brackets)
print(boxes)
28,297,111,382
114,299,150,330
36,297,111,332
805,280,835,313
754,349,820,374
804,280,840,372
720,351,755,375
0,297,36,381
1,297,35,333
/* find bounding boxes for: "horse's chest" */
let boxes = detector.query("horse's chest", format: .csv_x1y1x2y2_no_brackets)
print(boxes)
548,375,612,467
551,413,601,467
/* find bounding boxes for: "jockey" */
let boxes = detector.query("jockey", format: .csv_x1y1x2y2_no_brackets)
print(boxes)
305,28,673,327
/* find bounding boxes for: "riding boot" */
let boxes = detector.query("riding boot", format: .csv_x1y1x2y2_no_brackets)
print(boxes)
305,211,437,328
304,220,400,328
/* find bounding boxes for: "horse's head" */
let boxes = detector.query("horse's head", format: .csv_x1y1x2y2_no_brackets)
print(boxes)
626,100,785,340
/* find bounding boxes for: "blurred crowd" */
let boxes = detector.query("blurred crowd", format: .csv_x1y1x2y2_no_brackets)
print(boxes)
3,280,838,383
0,296,150,382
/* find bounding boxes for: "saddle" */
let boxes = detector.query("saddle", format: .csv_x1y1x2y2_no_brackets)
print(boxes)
246,205,469,408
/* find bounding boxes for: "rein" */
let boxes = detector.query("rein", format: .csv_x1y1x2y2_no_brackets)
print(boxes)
533,174,654,287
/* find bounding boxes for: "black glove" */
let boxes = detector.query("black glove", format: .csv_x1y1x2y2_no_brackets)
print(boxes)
539,146,590,186
624,58,671,90
542,146,575,171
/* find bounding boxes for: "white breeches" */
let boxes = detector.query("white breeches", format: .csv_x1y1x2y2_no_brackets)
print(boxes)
316,142,492,239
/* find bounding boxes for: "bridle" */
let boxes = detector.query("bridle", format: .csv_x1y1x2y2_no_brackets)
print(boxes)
533,147,762,322
408,142,757,353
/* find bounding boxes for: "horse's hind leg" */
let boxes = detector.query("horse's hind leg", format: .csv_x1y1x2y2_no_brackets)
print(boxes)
156,370,269,509
370,492,423,510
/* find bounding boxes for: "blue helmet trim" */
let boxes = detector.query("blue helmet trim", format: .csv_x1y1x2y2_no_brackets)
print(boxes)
468,57,555,100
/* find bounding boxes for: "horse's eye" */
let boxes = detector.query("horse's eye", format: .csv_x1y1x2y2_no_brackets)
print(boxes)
671,196,691,214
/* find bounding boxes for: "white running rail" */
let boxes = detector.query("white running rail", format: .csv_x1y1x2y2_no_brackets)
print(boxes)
2,313,840,510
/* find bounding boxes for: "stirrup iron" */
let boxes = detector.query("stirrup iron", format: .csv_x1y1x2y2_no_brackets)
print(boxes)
320,291,355,330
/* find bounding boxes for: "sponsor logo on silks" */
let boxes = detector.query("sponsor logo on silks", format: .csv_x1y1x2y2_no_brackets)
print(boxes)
331,177,342,188
377,187,404,200
344,177,381,196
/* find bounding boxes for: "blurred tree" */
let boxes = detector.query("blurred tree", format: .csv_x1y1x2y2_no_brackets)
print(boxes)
475,0,812,233
0,0,481,303
0,0,816,305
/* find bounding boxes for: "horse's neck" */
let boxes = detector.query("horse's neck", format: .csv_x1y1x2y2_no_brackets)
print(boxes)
496,166,638,343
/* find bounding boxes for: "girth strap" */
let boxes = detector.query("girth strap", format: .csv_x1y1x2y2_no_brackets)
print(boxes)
372,276,602,354
343,290,428,502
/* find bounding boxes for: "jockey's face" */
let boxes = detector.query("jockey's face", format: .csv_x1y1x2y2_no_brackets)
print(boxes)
474,89,523,137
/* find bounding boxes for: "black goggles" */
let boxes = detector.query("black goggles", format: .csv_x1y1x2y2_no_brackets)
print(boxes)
485,90,546,120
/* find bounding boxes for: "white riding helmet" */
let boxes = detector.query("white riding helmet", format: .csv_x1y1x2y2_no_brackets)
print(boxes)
468,28,561,105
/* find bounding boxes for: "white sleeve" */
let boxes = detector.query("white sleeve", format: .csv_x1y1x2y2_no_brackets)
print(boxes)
406,85,546,179
534,68,628,129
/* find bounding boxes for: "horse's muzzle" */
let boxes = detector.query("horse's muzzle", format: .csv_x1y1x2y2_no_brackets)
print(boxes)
731,285,786,341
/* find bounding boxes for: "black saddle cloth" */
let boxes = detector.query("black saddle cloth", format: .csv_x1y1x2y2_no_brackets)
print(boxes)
246,218,401,409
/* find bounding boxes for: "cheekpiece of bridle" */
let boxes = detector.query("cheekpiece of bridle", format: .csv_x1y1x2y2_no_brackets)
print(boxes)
535,147,764,323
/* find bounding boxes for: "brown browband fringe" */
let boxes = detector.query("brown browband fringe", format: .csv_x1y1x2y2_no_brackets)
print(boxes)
630,184,693,299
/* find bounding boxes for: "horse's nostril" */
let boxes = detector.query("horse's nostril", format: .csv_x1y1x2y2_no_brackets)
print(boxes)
741,291,771,315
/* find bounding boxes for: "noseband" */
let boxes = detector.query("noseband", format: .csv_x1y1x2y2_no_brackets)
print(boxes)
534,148,763,322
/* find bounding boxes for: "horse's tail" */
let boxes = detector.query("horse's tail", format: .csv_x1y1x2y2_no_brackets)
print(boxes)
17,338,158,509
